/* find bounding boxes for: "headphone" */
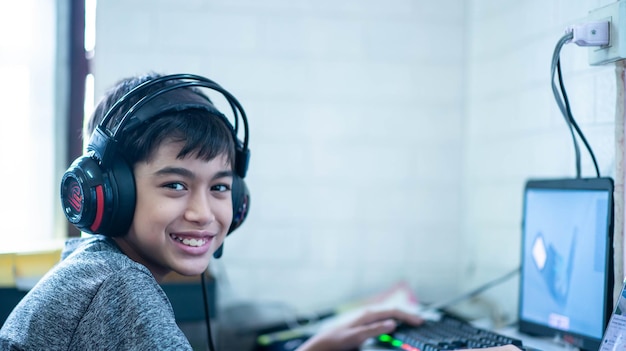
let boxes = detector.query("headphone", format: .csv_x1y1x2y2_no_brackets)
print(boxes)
60,73,250,258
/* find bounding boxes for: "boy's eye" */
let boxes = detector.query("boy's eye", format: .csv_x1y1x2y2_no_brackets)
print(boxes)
164,182,186,191
212,184,231,192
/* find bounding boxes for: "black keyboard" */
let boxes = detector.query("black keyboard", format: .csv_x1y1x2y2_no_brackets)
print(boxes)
376,315,525,351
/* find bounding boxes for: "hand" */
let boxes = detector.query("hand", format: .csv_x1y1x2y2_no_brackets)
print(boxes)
295,308,423,351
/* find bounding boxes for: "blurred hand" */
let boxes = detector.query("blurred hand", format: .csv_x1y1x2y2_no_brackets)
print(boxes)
295,308,423,351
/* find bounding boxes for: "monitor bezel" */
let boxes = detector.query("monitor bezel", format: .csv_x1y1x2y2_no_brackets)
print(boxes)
517,177,614,351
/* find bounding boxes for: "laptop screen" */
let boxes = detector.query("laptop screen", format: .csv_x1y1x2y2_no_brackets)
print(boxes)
518,177,614,351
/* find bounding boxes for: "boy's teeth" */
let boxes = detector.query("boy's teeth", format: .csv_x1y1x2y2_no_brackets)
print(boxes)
182,238,205,247
172,235,206,247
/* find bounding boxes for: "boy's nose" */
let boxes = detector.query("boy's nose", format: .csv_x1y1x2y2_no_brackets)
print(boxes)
184,193,215,225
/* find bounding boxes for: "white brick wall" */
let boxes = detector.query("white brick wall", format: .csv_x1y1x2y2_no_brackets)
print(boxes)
94,0,623,324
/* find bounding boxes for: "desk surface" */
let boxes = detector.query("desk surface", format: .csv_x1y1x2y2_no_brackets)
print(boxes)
497,327,581,351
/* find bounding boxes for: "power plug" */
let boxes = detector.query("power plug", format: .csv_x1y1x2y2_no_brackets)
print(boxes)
565,21,610,47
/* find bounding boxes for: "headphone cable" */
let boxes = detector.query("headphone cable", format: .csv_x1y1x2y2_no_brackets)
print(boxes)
201,271,217,351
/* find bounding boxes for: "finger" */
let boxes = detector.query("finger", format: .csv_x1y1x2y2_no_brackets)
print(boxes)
345,319,398,346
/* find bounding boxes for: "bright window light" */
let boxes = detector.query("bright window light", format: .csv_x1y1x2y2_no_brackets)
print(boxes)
0,0,60,252
85,0,96,54
84,73,95,142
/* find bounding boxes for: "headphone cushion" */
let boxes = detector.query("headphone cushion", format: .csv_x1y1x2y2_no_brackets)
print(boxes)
103,154,136,236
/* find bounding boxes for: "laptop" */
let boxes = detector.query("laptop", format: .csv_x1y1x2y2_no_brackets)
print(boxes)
518,177,615,351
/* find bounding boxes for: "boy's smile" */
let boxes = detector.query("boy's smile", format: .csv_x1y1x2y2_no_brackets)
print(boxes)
113,139,233,281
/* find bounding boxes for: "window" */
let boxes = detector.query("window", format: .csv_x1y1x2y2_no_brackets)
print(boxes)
0,1,64,252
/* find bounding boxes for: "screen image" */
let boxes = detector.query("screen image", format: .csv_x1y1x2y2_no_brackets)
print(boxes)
519,181,612,347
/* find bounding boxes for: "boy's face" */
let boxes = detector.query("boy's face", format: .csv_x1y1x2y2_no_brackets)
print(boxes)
114,139,233,281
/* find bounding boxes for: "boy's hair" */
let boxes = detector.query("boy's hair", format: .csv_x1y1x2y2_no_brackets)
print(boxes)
86,72,236,167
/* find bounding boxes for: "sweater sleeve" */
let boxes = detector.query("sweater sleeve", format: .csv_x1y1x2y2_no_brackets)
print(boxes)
69,267,193,351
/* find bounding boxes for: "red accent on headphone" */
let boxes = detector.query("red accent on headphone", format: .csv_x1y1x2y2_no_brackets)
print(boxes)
90,185,105,232
68,182,82,213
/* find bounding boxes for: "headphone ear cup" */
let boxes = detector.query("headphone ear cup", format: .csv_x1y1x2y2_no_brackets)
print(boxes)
60,154,136,236
213,175,250,259
229,175,250,234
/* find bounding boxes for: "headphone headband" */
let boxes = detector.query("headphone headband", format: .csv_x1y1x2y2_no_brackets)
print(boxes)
93,74,250,177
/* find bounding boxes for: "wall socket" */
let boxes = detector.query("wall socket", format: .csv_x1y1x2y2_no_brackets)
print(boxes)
588,0,626,66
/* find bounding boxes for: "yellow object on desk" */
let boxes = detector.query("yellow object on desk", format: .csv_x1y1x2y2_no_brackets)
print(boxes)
0,249,62,290
0,253,15,287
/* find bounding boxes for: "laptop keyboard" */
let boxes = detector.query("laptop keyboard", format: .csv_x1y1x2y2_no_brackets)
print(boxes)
376,315,524,351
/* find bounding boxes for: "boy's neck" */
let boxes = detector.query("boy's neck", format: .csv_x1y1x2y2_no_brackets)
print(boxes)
112,236,169,282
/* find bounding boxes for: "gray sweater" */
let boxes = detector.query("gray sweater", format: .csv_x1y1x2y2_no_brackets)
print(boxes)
0,235,192,350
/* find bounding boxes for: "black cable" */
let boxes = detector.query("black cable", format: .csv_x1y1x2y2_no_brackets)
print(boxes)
425,267,520,312
551,32,582,178
201,271,217,351
551,32,601,178
556,60,601,177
